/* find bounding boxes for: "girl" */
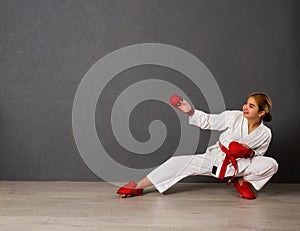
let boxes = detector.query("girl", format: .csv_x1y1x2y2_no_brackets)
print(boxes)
117,93,278,199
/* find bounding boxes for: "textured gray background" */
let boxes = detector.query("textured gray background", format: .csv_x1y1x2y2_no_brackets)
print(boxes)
0,0,299,183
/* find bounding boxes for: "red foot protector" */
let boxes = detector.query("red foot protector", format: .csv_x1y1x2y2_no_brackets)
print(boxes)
116,181,143,196
234,181,256,199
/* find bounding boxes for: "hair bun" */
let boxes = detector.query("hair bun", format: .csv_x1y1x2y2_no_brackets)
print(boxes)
263,112,272,122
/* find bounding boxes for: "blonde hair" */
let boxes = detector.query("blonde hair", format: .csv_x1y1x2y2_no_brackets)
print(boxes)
248,93,272,122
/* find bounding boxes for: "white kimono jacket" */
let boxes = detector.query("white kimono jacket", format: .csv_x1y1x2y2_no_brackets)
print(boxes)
189,110,272,177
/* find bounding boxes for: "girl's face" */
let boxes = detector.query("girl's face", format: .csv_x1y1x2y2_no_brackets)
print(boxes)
243,97,265,120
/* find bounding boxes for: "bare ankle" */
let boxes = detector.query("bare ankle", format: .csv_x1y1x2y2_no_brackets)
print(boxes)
136,177,153,189
136,182,143,189
238,178,246,185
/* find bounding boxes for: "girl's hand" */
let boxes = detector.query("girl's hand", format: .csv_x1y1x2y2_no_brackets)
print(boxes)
177,99,193,113
170,95,195,116
241,143,254,157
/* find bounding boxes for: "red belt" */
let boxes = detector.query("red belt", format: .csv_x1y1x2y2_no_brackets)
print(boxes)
218,142,239,186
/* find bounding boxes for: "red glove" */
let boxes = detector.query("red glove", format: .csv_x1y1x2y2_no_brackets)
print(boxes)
169,95,195,116
228,141,253,158
218,141,254,185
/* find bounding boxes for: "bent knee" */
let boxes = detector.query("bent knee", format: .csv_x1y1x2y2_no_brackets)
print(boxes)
252,156,279,174
265,157,279,173
271,158,279,173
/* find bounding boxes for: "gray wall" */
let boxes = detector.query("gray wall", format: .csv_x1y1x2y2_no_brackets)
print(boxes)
0,0,299,183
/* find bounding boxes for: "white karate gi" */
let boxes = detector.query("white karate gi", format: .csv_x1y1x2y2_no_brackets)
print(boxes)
147,110,278,193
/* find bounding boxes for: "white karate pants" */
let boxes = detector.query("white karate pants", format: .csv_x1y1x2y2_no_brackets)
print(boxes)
147,154,278,193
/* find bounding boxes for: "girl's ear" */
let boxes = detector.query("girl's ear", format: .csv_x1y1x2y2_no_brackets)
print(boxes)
259,110,266,118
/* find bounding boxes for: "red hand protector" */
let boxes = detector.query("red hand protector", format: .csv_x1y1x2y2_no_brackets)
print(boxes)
169,95,195,116
170,95,183,108
228,141,253,158
218,141,253,186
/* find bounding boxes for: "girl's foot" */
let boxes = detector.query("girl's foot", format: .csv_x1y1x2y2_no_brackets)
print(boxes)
117,181,143,198
234,179,256,199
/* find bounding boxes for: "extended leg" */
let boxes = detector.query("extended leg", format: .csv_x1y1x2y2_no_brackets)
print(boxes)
146,154,210,193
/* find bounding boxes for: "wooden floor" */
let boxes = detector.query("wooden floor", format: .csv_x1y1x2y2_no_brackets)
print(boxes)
0,181,299,230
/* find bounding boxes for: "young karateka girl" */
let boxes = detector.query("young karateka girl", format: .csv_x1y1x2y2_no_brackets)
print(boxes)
117,92,278,199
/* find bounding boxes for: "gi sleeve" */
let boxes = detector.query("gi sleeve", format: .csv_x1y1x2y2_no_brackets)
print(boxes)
189,110,233,131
